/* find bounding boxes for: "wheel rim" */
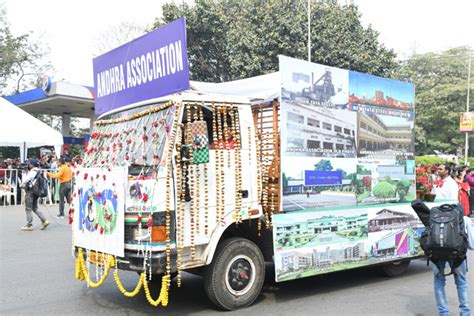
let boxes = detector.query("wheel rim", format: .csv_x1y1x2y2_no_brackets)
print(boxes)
225,254,256,296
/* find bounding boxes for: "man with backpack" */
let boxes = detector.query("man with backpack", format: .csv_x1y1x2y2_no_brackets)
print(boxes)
413,200,473,316
20,160,50,231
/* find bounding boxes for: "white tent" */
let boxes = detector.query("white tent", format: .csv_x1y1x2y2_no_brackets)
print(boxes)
190,72,280,102
0,97,63,162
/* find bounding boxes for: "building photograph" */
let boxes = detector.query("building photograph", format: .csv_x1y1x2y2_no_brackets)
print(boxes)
274,209,368,249
275,241,368,282
282,157,357,211
357,112,414,158
369,227,421,261
284,102,357,158
280,55,349,109
368,209,419,232
348,71,414,112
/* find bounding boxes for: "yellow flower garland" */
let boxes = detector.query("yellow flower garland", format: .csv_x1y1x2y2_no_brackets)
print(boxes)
143,274,170,307
113,270,144,297
76,248,115,288
75,248,169,306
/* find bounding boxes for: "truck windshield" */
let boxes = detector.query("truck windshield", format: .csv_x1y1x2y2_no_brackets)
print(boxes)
83,102,176,168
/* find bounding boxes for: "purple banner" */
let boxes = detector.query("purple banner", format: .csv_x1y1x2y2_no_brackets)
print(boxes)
93,17,189,115
304,170,343,186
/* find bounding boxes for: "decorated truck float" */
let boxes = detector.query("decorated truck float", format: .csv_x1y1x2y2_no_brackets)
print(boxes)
71,18,447,310
72,55,452,311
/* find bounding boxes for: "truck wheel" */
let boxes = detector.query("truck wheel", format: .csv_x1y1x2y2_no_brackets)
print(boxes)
204,237,265,310
379,260,410,277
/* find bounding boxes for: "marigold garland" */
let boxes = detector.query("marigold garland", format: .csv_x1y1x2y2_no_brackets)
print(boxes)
76,248,115,288
114,270,144,297
143,274,170,307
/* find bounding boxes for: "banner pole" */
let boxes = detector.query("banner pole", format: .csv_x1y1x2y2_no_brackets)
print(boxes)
465,55,471,166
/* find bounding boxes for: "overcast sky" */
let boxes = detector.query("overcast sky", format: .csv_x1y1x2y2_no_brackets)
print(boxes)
4,0,474,87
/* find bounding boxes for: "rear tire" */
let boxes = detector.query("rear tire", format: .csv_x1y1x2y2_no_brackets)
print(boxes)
204,237,265,310
379,260,410,277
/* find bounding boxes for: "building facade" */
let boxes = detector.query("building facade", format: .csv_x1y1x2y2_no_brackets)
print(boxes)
358,112,413,152
285,102,356,157
368,209,418,232
276,213,367,247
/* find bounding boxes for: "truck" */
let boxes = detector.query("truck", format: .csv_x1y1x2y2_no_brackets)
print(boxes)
73,57,430,311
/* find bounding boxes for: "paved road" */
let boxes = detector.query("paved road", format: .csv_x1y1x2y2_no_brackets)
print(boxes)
1,205,473,315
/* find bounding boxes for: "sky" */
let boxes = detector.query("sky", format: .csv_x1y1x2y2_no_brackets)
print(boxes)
3,0,474,88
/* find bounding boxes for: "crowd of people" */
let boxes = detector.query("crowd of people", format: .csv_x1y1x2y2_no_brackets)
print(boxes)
429,163,474,216
0,154,81,206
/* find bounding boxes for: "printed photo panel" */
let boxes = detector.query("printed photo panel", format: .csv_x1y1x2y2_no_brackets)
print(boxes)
356,159,416,205
282,157,357,211
349,71,414,115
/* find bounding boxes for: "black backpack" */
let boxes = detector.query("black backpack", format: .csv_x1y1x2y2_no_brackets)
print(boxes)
31,171,49,198
419,203,468,275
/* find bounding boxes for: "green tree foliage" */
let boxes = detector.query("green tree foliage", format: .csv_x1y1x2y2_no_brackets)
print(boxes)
282,172,288,188
415,155,447,166
314,159,333,171
396,47,473,155
396,178,411,201
356,165,371,175
154,0,397,81
0,3,52,95
373,181,396,200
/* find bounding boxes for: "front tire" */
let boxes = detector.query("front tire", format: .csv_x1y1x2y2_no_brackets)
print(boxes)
204,237,265,310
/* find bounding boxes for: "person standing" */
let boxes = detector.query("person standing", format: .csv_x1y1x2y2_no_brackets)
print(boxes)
431,216,473,316
21,160,50,231
464,168,474,217
47,158,72,218
455,168,470,216
433,164,458,200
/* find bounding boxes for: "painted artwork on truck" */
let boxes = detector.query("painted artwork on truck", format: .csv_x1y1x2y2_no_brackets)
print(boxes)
348,71,414,116
282,157,357,211
73,167,127,256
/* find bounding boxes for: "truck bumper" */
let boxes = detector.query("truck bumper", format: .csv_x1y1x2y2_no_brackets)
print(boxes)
117,249,178,275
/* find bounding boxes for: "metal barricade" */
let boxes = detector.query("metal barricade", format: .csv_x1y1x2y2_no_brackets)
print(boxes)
0,168,67,206
0,168,19,206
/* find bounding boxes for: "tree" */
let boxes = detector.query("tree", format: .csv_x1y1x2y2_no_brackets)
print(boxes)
92,21,146,57
396,178,411,201
395,47,473,155
282,172,288,189
0,3,53,95
356,165,371,175
373,181,396,201
153,0,398,82
314,159,333,171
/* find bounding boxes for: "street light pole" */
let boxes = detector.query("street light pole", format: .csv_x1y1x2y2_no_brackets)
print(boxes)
308,0,311,62
465,55,471,165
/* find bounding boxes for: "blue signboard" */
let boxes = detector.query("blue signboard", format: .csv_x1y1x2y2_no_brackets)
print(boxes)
304,170,343,186
93,17,190,115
